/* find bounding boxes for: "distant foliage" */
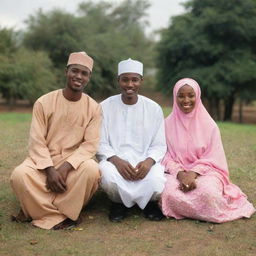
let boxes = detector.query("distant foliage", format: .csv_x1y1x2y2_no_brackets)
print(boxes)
156,0,256,120
0,1,154,104
0,28,18,55
23,0,154,98
0,31,57,106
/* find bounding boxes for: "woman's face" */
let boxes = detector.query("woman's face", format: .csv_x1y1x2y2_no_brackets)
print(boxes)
176,84,196,114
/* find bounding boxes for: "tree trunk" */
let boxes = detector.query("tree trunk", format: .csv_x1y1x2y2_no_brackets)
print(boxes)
208,98,214,119
8,96,15,111
207,97,221,120
214,98,221,121
223,94,235,121
206,97,216,120
239,98,243,123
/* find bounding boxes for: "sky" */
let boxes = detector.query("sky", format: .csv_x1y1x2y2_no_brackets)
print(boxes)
0,0,187,33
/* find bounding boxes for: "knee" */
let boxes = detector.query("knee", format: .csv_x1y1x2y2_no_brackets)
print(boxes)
146,164,164,180
199,189,218,206
196,177,221,200
89,166,100,182
10,165,26,185
145,165,166,187
162,182,175,197
81,159,100,181
99,161,119,183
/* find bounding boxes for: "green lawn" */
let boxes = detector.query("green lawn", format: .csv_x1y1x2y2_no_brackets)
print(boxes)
0,111,255,256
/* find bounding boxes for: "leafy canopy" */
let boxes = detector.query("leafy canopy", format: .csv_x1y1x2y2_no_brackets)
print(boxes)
156,0,256,110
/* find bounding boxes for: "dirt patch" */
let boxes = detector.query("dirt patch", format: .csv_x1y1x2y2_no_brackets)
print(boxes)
0,100,32,113
232,105,256,124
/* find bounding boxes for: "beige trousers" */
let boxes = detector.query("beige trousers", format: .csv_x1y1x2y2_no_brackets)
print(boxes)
10,159,100,229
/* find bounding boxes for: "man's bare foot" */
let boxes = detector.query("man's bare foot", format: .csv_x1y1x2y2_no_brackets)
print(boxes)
11,209,31,223
52,215,83,230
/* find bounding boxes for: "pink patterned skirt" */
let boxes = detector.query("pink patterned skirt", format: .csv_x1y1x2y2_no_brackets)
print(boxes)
161,173,255,223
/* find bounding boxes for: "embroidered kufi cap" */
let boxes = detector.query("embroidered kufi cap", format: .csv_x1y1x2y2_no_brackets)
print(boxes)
118,58,143,76
67,51,93,72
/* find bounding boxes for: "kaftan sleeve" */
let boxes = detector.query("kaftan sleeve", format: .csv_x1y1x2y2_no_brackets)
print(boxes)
190,125,229,179
96,112,116,161
28,101,53,169
190,164,213,176
66,104,102,170
162,151,184,177
146,107,167,163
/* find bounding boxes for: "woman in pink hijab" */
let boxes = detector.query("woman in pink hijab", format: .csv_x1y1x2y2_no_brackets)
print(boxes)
161,78,255,223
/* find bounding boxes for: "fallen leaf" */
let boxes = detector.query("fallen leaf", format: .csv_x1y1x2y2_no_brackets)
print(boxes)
88,216,94,220
29,240,38,245
207,225,214,232
71,227,83,231
225,234,236,239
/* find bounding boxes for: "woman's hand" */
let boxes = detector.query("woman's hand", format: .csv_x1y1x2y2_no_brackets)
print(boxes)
177,171,198,192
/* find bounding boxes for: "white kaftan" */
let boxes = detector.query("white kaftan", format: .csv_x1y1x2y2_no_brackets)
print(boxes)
97,94,166,209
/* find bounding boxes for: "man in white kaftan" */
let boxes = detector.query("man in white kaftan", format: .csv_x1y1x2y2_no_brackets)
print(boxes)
97,58,166,222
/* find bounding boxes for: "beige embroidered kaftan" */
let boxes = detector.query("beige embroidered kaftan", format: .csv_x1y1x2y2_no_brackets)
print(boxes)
10,89,101,229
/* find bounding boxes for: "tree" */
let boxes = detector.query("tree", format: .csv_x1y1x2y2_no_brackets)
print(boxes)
24,10,81,69
23,0,154,98
0,48,57,107
0,28,19,55
0,28,19,106
156,0,256,121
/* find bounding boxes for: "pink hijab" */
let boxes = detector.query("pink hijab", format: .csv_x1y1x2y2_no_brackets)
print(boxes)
163,78,230,180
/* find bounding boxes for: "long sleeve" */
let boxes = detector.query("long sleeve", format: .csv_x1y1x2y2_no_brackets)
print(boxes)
28,101,53,169
190,126,229,180
190,164,214,176
66,104,102,169
162,151,183,177
146,108,167,163
96,113,116,161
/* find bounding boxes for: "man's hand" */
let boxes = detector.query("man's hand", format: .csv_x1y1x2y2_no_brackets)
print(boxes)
56,162,73,183
177,171,198,192
134,157,155,180
108,156,137,180
45,166,66,193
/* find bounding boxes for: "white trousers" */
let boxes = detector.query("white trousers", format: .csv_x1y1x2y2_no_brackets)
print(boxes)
99,160,166,209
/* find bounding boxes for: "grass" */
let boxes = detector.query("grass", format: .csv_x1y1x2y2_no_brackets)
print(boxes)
0,111,255,256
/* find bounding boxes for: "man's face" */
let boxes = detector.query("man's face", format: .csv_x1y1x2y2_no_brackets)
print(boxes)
66,64,91,92
176,84,196,114
118,73,143,103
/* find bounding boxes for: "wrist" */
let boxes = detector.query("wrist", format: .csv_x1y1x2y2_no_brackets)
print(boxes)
107,155,118,164
63,162,73,172
190,171,198,179
57,162,73,175
45,166,55,174
146,157,155,166
177,170,185,179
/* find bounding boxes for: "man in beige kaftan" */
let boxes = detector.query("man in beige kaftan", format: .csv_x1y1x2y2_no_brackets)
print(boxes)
10,52,101,229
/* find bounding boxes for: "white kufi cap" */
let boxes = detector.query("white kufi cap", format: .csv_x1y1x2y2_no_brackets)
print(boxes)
118,58,143,76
